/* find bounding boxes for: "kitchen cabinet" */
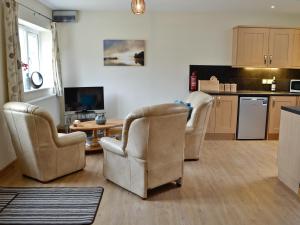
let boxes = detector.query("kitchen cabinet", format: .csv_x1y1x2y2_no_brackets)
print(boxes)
297,96,300,106
269,29,294,68
233,27,269,67
232,27,294,68
207,95,238,135
268,96,297,138
292,29,300,67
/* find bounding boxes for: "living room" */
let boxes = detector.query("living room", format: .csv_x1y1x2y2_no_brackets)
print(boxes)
1,0,300,224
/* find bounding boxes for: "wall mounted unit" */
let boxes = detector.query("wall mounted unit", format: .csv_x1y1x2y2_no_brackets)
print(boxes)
232,26,295,68
52,10,78,23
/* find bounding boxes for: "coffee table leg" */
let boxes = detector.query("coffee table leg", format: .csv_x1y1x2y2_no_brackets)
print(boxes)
86,129,102,152
105,128,110,137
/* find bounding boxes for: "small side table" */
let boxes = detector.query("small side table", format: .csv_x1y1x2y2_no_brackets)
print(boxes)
69,119,123,153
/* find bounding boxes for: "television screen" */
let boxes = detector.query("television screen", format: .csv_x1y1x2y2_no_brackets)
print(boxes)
64,87,104,112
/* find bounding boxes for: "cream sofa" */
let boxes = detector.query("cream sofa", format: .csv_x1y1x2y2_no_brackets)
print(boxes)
3,102,86,182
184,91,213,160
100,103,188,198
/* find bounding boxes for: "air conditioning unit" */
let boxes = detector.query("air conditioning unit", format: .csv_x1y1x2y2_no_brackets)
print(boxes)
52,10,78,23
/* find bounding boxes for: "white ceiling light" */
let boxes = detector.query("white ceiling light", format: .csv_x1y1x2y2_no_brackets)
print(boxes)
271,5,276,9
131,0,145,15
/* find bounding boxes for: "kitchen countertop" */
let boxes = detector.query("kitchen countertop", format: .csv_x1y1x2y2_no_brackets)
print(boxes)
281,106,300,115
204,90,300,96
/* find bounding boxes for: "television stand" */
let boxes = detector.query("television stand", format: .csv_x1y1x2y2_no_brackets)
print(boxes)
75,110,96,114
64,111,98,132
75,111,97,122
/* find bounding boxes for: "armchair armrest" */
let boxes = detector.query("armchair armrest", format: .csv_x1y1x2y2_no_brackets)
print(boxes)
100,137,125,157
56,132,87,147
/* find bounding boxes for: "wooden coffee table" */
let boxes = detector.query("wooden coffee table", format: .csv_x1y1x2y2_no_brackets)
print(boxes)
69,119,123,152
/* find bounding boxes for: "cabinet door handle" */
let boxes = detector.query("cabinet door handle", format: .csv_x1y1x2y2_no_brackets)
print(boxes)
264,55,267,65
269,55,273,65
272,99,275,107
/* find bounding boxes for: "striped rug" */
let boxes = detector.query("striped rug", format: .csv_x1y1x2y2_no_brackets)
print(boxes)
0,187,104,225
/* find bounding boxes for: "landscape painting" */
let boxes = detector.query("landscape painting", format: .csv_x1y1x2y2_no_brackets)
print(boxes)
103,40,145,66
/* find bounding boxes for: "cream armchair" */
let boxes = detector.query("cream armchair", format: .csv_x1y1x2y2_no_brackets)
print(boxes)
185,91,213,160
100,104,188,199
3,102,86,182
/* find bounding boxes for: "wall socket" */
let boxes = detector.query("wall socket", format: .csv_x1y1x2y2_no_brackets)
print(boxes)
262,79,273,84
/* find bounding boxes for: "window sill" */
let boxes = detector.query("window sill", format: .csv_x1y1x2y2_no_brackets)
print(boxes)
24,86,53,94
24,87,57,104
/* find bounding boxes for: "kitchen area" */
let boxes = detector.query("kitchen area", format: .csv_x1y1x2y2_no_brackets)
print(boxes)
190,26,300,141
202,90,300,140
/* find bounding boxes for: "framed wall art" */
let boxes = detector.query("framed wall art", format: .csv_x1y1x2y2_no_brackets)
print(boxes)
103,40,145,66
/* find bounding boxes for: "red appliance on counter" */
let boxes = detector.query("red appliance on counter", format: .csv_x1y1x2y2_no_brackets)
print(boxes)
189,71,198,91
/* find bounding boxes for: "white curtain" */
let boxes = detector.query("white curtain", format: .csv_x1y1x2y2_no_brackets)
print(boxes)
3,0,24,102
51,22,63,96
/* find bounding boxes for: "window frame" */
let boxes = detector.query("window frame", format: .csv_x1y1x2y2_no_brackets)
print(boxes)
19,24,41,76
18,21,55,102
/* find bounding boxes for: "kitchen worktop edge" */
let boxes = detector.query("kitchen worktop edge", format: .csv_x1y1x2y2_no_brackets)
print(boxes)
203,90,300,96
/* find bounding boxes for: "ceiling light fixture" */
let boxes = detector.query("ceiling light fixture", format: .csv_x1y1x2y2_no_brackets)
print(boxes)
131,0,145,15
271,5,276,9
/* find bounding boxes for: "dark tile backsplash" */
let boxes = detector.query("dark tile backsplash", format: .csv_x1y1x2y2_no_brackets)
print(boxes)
190,65,300,91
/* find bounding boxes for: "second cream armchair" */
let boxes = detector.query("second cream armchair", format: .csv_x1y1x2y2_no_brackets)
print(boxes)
100,103,188,199
184,91,213,160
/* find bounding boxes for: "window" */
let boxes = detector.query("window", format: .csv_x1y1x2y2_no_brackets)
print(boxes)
19,25,40,92
18,21,54,93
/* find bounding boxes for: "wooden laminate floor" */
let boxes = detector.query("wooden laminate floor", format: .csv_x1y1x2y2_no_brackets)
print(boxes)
1,140,300,225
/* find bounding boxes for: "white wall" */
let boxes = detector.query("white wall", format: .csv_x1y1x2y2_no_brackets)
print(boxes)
58,11,300,118
0,0,60,170
29,96,61,125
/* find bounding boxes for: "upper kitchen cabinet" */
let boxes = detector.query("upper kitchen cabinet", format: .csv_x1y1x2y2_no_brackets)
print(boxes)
233,27,269,67
292,29,300,67
269,29,294,68
232,26,295,68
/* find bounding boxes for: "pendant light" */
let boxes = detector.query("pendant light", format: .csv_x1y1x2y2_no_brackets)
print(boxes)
131,0,145,15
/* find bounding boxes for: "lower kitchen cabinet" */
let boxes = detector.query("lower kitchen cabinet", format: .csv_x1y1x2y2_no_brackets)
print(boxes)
206,95,238,139
297,96,300,106
267,96,297,139
205,94,300,140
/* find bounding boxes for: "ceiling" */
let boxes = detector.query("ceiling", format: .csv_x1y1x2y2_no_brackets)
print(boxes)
38,0,300,14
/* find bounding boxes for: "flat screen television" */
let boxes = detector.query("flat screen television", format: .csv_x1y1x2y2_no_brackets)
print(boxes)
64,87,104,112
